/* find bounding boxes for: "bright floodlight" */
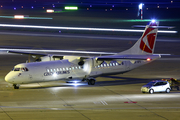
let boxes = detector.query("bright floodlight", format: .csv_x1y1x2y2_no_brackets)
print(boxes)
14,15,24,19
139,3,144,9
151,19,156,23
53,73,57,77
46,9,54,13
65,6,78,10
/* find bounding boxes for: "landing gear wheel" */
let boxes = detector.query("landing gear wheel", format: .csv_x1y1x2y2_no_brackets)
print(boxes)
149,89,154,94
166,88,170,93
13,84,19,89
88,79,95,85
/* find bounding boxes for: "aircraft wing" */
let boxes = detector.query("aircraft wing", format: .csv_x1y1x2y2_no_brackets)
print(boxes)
7,50,47,57
7,50,161,60
7,50,66,60
96,54,161,61
6,48,162,62
4,48,116,56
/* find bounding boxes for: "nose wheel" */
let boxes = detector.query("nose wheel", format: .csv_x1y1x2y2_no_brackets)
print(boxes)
13,84,19,89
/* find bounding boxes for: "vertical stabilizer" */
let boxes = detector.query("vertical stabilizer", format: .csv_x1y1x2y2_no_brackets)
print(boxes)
120,21,159,55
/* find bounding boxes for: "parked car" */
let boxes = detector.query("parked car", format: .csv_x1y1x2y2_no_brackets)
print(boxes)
141,80,171,94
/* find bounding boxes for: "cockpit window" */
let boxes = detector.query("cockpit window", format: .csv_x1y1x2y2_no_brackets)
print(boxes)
13,67,29,72
14,68,20,71
21,67,29,72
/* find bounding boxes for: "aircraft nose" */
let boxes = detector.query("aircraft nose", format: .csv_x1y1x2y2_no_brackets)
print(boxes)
5,74,10,82
5,73,14,83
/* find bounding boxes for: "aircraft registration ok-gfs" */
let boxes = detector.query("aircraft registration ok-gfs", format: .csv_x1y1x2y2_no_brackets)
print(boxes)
5,20,161,89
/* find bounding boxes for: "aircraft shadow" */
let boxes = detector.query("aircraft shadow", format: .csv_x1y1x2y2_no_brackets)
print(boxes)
95,76,157,86
20,76,159,89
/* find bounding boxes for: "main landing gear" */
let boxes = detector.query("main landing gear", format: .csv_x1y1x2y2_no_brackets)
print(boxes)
13,84,20,89
87,79,96,85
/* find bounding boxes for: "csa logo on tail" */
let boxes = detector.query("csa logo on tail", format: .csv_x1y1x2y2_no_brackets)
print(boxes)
140,22,158,53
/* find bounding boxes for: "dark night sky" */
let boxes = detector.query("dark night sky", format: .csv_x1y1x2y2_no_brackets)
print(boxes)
0,0,179,8
0,0,179,4
0,1,176,11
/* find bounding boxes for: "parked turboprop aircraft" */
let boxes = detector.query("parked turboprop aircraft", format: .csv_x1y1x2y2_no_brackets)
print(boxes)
5,20,161,89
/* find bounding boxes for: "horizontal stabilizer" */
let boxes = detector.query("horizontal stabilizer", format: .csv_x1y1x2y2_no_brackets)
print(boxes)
132,25,175,29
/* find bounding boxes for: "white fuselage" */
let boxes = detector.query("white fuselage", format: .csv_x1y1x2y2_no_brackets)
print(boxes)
5,58,150,84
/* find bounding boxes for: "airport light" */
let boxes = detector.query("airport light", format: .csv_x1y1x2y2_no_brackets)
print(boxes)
151,19,156,23
14,15,24,19
138,3,144,20
0,15,52,19
64,6,78,10
139,3,143,9
46,9,54,13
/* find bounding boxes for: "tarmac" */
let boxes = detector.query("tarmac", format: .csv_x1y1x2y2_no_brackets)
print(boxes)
0,32,180,120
